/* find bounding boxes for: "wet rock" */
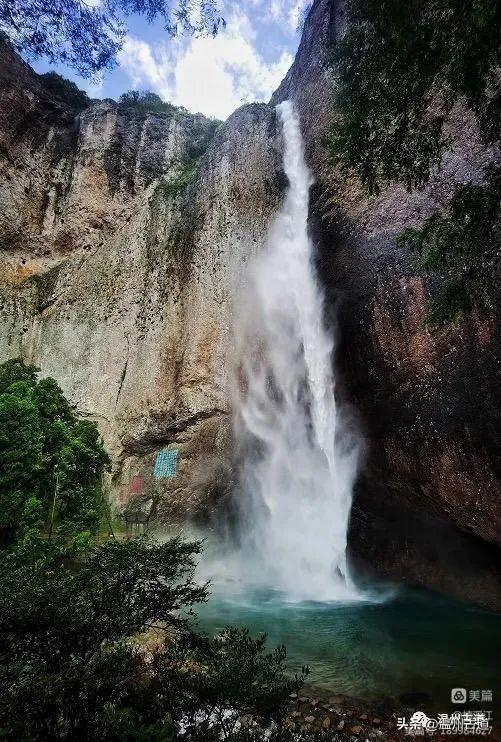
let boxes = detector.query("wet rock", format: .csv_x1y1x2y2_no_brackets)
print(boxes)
351,725,363,734
337,720,345,731
305,715,315,724
274,0,501,610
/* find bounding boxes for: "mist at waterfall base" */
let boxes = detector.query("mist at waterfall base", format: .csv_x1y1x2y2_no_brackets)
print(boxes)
194,102,501,706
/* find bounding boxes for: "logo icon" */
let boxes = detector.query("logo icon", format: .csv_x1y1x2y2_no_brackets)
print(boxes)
451,688,467,703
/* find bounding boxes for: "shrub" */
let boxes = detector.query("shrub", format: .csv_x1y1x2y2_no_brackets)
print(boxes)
119,90,177,116
397,166,501,325
328,0,501,194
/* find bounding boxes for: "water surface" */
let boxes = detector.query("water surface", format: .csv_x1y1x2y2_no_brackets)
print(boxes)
195,583,501,712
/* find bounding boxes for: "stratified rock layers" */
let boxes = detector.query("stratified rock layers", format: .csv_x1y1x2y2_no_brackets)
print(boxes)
0,0,500,608
0,39,282,523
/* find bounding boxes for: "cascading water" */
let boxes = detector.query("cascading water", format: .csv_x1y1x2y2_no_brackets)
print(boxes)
228,100,361,601
194,111,499,701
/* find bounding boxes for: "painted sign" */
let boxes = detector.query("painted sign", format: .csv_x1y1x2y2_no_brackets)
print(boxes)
130,475,145,493
153,449,178,479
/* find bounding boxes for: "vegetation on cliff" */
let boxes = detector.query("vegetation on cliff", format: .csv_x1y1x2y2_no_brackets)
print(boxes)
0,359,109,546
0,361,305,741
145,103,219,268
329,0,501,324
119,90,179,116
397,165,501,325
329,0,500,195
39,71,91,111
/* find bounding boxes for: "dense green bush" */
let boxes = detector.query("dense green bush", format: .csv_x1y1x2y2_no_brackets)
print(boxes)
0,533,304,740
119,89,178,115
0,360,109,544
0,535,205,740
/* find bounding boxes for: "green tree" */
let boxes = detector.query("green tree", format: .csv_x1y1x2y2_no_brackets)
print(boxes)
152,627,304,739
0,359,109,543
119,89,177,115
0,535,304,740
329,0,501,194
0,0,224,78
0,535,204,740
39,71,91,111
0,389,43,542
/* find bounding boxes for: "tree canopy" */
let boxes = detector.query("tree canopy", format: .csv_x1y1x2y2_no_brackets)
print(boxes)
0,359,109,545
119,89,178,115
39,71,91,110
0,0,224,77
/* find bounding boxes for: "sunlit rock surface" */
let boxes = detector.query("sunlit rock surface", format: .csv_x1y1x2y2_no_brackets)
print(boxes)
0,38,282,523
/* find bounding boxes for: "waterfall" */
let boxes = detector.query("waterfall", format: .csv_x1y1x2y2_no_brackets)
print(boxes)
231,101,361,601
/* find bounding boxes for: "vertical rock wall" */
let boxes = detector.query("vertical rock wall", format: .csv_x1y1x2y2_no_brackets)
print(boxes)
274,0,501,608
0,41,283,523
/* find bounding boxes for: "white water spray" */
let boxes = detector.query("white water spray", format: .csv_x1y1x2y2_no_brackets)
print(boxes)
228,101,360,601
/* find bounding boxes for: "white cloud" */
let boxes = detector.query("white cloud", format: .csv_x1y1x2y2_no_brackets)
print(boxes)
118,12,293,119
288,0,307,31
80,73,105,99
118,37,172,100
266,0,308,32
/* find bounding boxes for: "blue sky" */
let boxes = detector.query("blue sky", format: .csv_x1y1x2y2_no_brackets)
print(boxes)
32,0,309,120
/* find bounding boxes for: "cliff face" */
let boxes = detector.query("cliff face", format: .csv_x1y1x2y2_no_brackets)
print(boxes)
274,0,501,608
0,39,283,522
0,0,500,609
